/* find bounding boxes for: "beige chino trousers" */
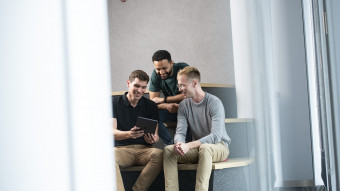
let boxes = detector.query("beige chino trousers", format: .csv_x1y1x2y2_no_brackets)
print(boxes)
115,145,163,191
163,143,229,191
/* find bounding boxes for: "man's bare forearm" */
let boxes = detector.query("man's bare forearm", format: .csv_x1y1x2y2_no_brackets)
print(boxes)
113,129,131,140
186,140,202,149
166,94,184,103
157,103,169,110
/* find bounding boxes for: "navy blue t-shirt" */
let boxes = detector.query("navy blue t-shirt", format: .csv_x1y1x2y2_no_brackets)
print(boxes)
112,93,158,146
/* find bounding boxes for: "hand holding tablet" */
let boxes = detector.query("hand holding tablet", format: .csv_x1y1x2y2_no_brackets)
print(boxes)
135,116,158,135
130,126,145,139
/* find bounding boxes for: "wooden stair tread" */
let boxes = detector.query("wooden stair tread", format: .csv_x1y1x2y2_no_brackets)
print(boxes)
120,157,254,171
201,83,235,88
164,118,254,127
112,83,235,96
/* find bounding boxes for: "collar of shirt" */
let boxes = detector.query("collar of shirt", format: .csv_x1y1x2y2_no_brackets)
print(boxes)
122,92,145,108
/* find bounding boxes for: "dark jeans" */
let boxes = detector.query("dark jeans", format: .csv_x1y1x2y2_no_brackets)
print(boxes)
158,110,177,145
158,110,192,145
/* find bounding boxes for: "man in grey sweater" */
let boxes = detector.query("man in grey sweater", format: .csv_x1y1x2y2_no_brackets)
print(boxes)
163,66,231,191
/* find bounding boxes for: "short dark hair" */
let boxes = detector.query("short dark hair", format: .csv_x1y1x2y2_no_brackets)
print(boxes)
129,70,149,83
152,50,171,62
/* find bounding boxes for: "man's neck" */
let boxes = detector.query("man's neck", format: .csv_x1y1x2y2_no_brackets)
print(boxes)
192,88,205,103
169,63,174,77
126,93,139,107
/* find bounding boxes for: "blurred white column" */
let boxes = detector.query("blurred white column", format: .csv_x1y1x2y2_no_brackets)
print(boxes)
231,0,316,189
229,0,254,119
0,0,115,191
64,0,115,190
230,0,282,190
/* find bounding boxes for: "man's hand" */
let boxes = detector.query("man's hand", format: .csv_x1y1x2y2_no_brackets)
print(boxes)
173,142,191,156
173,142,184,156
129,126,144,139
166,103,179,113
178,143,190,155
151,97,165,104
144,133,158,144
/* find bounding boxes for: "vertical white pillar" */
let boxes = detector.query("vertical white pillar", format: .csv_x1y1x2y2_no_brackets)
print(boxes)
0,0,115,191
229,0,254,119
230,0,283,189
64,0,115,190
270,0,314,184
0,1,71,191
231,0,315,188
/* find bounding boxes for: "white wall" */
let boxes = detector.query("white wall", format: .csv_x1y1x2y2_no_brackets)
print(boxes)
0,1,115,191
108,0,234,91
230,0,314,187
229,0,254,118
0,1,71,190
270,0,313,182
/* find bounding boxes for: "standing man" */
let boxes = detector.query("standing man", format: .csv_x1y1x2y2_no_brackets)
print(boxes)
163,66,231,191
113,70,163,191
149,50,189,145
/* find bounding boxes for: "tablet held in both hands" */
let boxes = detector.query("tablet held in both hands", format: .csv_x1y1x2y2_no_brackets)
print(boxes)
135,116,158,135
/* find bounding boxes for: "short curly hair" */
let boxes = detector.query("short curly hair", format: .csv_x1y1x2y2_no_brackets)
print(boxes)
152,50,171,62
129,70,149,83
178,66,201,82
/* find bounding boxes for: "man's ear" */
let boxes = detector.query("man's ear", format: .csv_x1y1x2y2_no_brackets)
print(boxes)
127,80,130,87
192,80,198,87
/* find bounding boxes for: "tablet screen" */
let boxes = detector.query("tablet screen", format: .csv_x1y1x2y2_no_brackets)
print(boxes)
135,116,158,134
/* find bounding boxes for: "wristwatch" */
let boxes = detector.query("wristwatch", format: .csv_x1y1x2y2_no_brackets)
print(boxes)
164,96,168,103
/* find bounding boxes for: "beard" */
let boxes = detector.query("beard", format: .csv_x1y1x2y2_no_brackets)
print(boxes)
158,67,173,80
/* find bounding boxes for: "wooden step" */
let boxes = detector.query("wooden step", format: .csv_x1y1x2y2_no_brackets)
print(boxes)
120,157,254,172
201,83,234,88
164,118,254,128
111,83,234,96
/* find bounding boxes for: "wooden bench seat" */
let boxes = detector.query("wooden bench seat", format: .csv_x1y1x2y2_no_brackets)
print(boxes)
164,118,254,128
120,157,254,172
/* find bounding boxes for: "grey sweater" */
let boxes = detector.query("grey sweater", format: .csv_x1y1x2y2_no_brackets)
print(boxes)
174,92,231,147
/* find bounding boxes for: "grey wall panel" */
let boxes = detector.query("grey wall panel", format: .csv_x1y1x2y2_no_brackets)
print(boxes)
108,0,234,91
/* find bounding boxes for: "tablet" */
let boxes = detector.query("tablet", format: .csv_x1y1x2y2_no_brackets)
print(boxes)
135,116,158,134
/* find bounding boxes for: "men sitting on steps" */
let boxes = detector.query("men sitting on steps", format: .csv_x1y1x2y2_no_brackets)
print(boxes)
149,50,191,145
112,70,162,191
163,66,231,191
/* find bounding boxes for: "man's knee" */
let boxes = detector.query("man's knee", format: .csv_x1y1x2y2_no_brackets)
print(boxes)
163,145,175,158
198,144,213,157
150,148,163,162
115,153,124,168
